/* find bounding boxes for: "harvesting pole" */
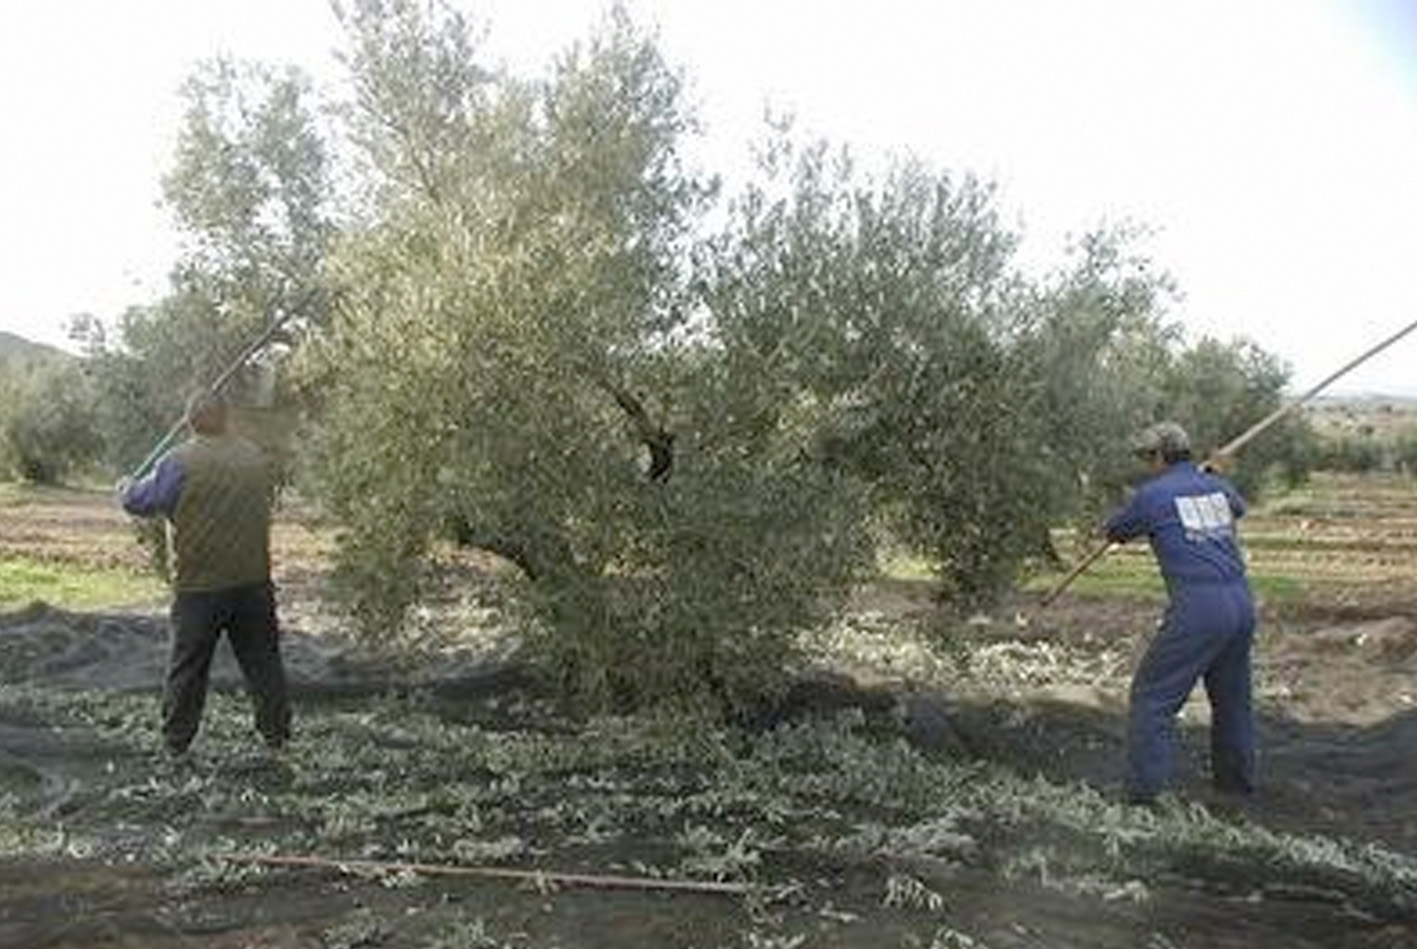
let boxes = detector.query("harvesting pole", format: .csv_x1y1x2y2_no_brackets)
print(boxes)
1040,314,1417,608
126,298,309,481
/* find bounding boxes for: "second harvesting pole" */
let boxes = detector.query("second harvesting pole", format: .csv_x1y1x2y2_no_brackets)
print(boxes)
1040,314,1417,607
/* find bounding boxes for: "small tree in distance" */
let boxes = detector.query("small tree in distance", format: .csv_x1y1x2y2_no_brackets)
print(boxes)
0,361,104,485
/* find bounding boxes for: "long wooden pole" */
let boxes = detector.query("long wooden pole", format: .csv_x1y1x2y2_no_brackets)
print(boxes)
218,852,763,897
1039,540,1116,607
1211,316,1417,459
1040,315,1417,607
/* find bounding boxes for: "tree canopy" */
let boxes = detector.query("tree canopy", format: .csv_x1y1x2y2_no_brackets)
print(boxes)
68,0,1307,712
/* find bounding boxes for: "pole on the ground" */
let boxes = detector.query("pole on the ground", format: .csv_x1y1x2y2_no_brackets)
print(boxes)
1040,314,1417,608
219,852,767,897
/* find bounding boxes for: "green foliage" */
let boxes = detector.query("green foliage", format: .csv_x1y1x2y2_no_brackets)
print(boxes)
0,557,163,611
703,142,1185,607
1047,316,1310,564
1396,429,1417,473
303,1,866,712
1307,408,1417,475
1320,435,1387,473
163,58,331,288
77,57,333,478
1158,337,1312,495
0,361,104,484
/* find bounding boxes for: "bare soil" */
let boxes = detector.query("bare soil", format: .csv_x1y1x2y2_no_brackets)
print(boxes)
2,479,1416,948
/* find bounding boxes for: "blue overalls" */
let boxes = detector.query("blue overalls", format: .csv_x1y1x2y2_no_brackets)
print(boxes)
1105,461,1257,802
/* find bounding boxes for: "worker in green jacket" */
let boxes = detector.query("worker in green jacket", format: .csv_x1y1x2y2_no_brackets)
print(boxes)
118,391,291,760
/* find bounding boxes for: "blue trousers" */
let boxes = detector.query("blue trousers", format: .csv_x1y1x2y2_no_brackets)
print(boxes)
164,582,291,754
1128,581,1256,800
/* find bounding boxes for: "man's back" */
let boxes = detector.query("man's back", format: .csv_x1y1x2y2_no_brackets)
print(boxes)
169,434,272,592
1106,460,1249,588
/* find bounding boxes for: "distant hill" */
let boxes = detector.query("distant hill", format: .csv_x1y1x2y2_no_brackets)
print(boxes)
0,331,72,373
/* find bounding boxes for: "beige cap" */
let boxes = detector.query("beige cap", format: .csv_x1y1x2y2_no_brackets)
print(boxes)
1131,421,1190,457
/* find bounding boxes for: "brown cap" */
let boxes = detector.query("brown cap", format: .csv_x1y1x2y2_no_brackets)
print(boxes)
185,391,228,435
1131,421,1190,457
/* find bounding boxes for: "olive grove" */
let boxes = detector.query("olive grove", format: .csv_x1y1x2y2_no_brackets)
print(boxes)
73,0,1305,712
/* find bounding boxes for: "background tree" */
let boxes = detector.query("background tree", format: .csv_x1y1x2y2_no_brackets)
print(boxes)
1158,337,1312,494
0,360,104,485
0,332,103,485
80,58,332,476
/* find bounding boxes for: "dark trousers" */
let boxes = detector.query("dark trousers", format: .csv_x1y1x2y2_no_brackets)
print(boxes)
164,581,291,754
1127,581,1256,800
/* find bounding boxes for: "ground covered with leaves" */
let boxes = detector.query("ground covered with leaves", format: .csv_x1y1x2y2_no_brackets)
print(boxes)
1,475,1416,948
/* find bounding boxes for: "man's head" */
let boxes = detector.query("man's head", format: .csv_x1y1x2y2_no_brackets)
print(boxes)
185,391,228,436
1131,421,1191,465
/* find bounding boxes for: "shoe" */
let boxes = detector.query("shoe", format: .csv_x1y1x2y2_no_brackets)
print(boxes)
1203,783,1258,816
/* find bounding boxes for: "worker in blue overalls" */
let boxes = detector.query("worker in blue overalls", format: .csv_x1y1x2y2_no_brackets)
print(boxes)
1104,421,1257,805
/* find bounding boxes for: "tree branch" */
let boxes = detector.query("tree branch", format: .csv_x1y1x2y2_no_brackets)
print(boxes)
602,380,674,482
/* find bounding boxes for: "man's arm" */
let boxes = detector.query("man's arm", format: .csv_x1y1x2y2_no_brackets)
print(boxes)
1225,481,1248,520
118,456,185,518
1103,487,1148,544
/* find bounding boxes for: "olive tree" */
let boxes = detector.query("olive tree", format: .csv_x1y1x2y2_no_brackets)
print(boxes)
303,1,871,711
703,141,1181,606
81,58,332,475
0,361,104,484
283,1,1304,708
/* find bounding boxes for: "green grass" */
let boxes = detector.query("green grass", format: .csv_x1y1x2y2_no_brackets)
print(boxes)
1243,572,1309,602
1025,559,1319,607
0,557,165,612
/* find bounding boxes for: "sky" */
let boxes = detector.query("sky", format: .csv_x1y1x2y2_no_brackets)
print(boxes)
2,0,1415,395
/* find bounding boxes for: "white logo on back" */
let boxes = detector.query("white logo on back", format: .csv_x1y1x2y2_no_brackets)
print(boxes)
1174,492,1233,534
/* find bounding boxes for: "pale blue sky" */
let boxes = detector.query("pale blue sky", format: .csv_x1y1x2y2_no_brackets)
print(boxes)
2,1,1414,394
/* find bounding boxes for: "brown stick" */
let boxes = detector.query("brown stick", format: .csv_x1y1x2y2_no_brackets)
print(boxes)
1038,540,1116,607
218,852,761,897
1213,315,1417,460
